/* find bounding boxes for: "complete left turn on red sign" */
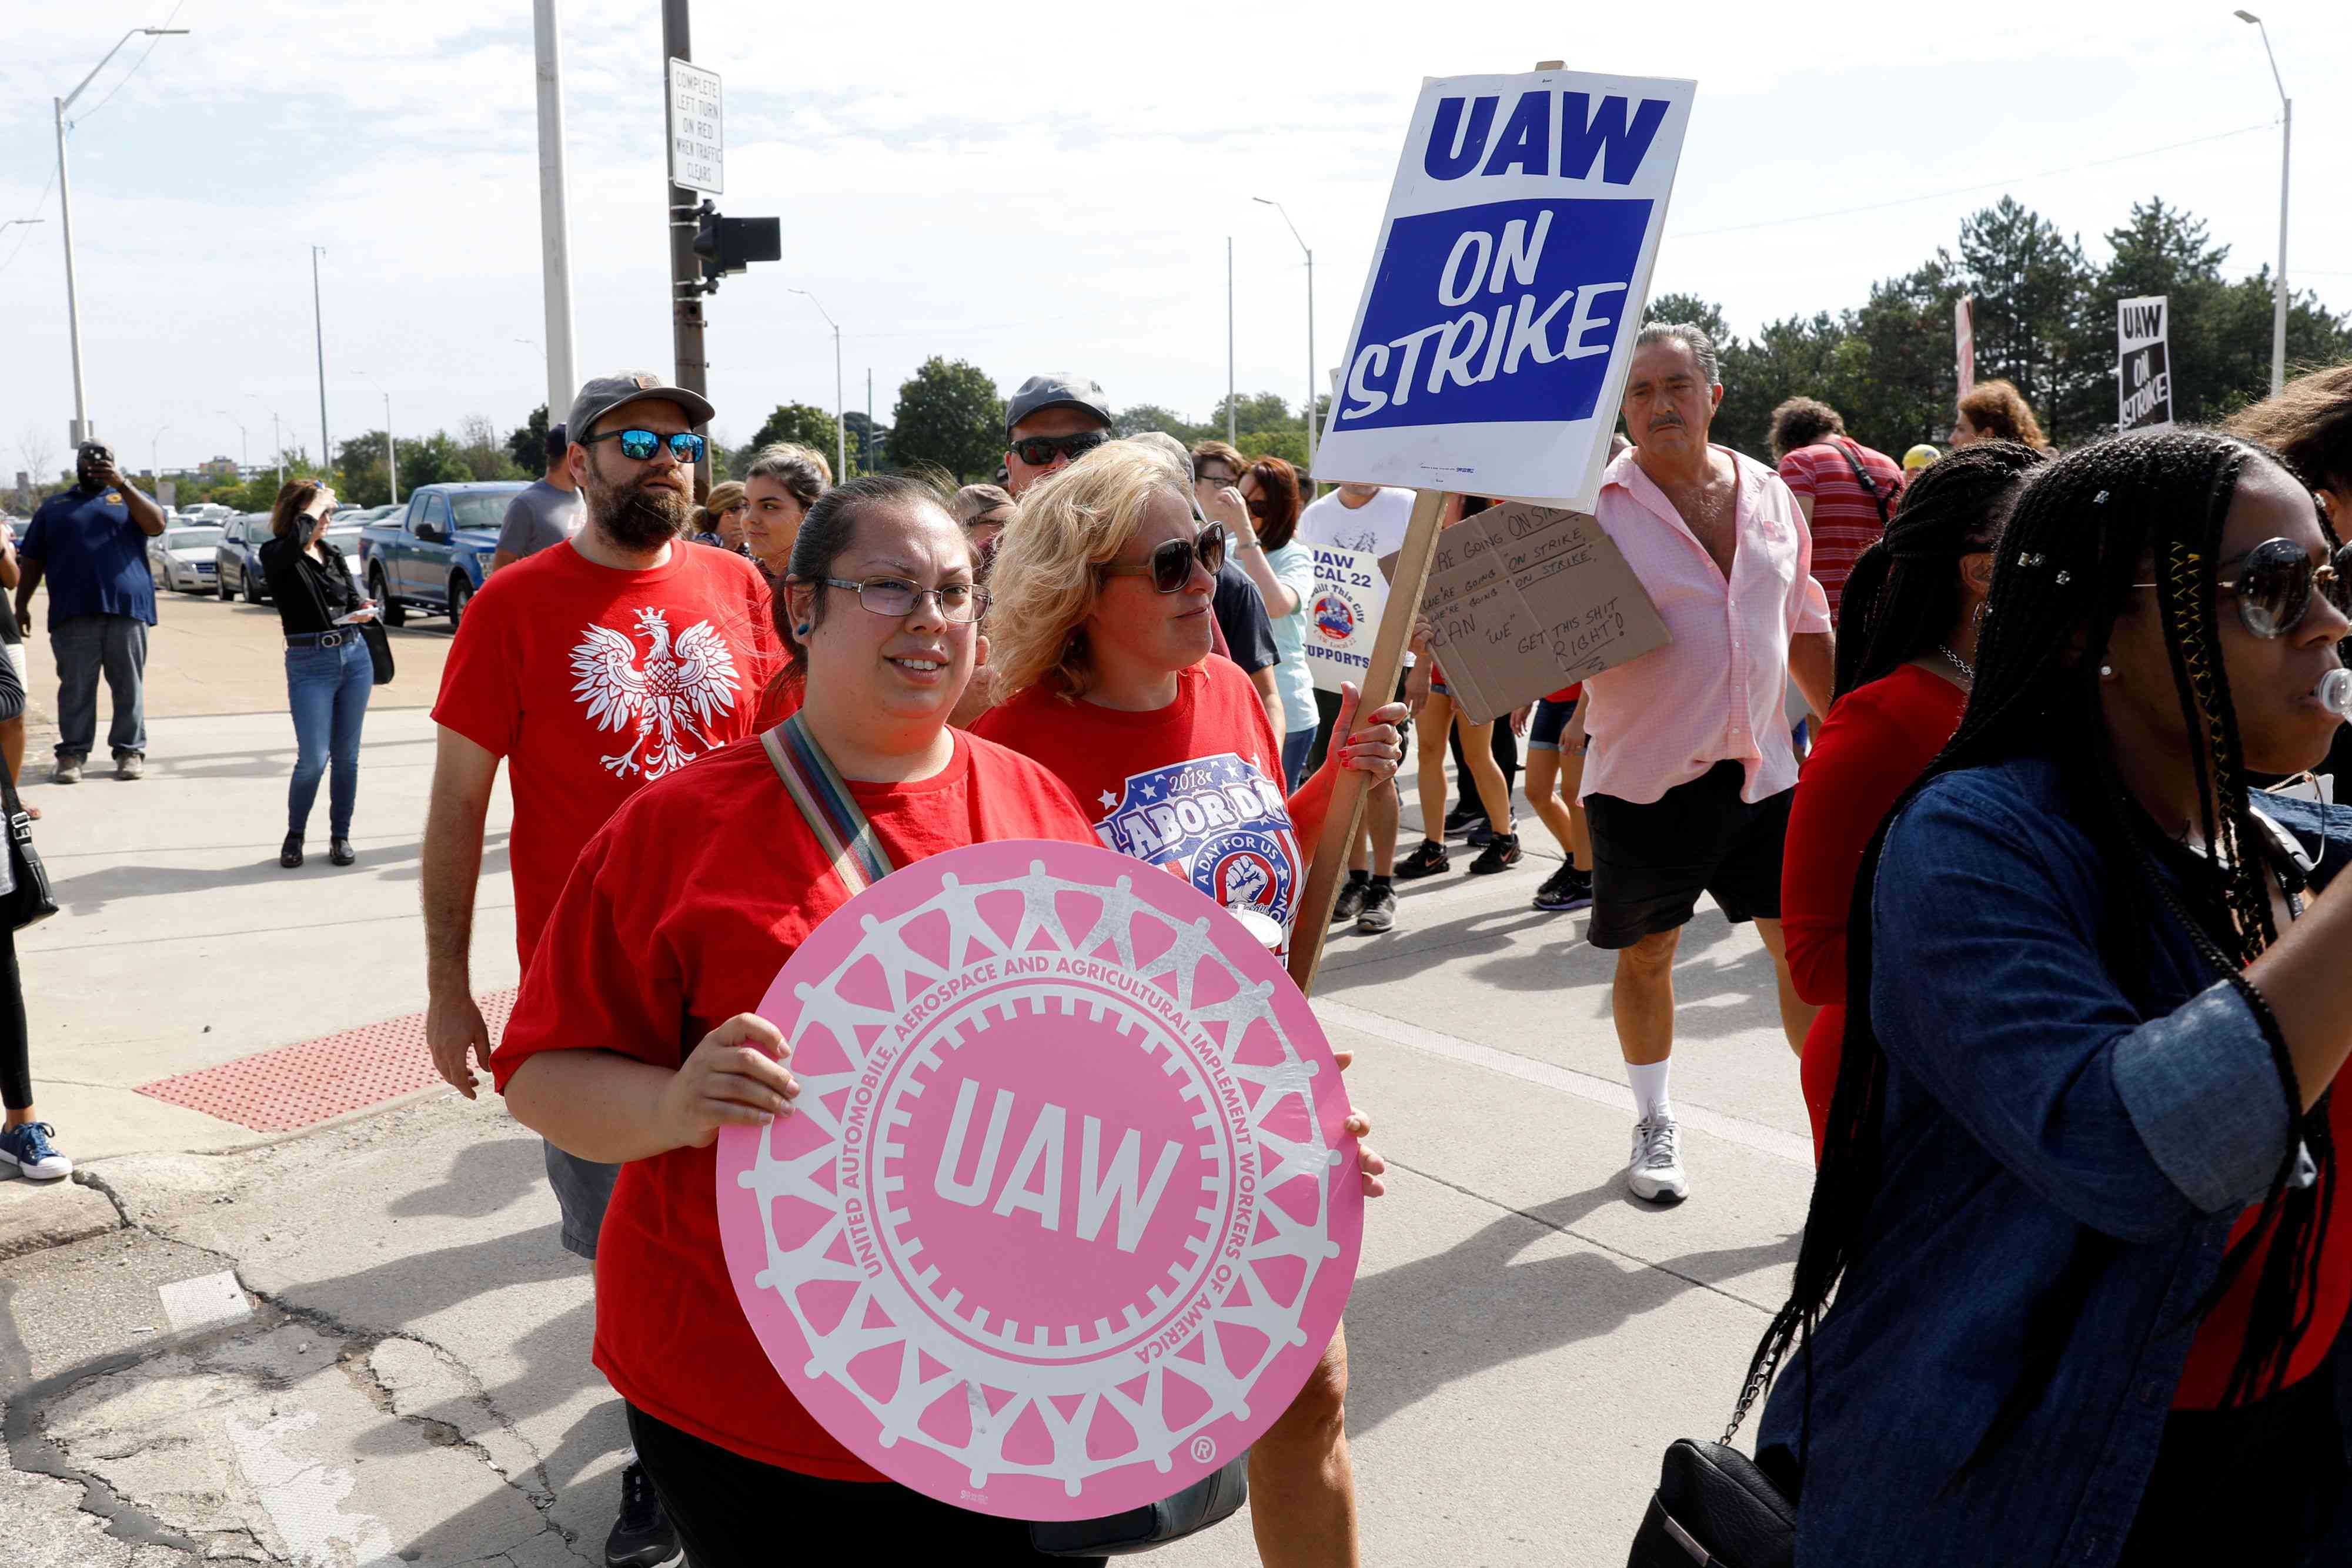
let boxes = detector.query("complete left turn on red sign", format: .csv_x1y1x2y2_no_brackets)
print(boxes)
666,58,723,195
717,840,1363,1520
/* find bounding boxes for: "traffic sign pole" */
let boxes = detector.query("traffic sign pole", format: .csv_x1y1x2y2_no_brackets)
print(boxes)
662,2,713,495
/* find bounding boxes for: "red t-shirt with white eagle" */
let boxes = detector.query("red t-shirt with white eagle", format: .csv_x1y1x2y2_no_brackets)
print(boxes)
432,539,784,970
973,657,1306,954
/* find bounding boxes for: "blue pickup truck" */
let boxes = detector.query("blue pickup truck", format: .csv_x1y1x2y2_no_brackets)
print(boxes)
356,482,527,631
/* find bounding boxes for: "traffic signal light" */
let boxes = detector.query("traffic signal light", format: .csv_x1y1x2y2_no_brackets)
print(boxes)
690,200,781,292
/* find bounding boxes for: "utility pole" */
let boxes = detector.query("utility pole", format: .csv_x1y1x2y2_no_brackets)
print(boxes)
1226,237,1237,445
533,0,579,420
791,290,846,483
311,246,331,478
1254,197,1316,474
662,0,711,493
865,368,873,477
2234,11,2290,394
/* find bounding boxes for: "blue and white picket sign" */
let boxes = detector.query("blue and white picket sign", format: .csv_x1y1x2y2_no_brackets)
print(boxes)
1314,68,1695,510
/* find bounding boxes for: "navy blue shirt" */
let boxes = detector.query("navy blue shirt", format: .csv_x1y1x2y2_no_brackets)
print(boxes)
1759,755,2352,1566
22,485,156,630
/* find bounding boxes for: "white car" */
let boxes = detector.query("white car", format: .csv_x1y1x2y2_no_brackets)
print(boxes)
148,524,225,594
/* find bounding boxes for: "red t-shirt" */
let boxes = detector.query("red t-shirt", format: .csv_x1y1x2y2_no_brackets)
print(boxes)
974,659,1314,954
1780,664,1966,1157
1776,439,1903,621
487,731,1095,1475
431,540,784,969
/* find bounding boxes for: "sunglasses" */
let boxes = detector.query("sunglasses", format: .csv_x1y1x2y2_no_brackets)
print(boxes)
1102,523,1229,594
1010,430,1108,468
582,428,707,464
2133,537,2352,640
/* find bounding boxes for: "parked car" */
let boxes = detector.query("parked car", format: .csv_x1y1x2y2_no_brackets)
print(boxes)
358,482,525,631
214,514,283,604
323,521,370,600
148,523,224,595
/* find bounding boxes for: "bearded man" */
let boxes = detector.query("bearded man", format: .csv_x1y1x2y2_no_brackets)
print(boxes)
418,372,781,1568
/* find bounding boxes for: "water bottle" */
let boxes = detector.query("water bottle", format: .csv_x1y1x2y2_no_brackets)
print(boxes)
2321,669,2352,720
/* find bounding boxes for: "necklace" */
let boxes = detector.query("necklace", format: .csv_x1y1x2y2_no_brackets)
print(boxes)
1936,643,1975,681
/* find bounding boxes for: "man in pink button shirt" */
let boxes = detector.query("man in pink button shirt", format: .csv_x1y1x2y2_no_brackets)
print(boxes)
1579,323,1835,1203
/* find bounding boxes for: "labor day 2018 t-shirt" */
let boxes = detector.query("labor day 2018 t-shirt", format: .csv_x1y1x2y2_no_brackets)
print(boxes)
489,731,1096,1476
975,657,1305,952
432,539,783,969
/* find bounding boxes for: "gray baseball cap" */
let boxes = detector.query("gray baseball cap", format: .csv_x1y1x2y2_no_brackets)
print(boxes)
566,372,716,446
1005,373,1112,439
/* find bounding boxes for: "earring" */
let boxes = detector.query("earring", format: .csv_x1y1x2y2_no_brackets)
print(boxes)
794,624,811,637
2099,664,2115,680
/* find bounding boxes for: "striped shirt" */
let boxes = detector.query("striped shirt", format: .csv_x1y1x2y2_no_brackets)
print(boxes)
1776,439,1902,620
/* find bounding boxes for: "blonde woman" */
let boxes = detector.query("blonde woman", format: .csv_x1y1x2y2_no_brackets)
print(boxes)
973,436,1401,1568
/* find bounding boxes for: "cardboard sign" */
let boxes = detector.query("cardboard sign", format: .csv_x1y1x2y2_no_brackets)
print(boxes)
1314,68,1695,509
1304,543,1391,695
717,840,1362,1521
2118,295,2174,434
1387,501,1669,725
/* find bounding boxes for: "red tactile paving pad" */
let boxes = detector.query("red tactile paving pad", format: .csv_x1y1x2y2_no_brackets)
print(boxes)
135,988,520,1133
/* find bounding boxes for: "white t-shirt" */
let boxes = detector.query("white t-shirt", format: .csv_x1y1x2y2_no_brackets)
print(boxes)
1294,486,1414,560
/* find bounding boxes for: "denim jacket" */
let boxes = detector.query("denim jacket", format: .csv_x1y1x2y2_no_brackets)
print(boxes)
1758,754,2351,1567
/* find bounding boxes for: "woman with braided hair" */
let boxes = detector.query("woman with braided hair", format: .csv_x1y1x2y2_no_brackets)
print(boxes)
1779,439,2046,1155
1742,429,2352,1566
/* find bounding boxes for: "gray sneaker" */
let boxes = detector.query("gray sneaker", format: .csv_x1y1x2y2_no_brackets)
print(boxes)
114,754,145,781
51,758,82,785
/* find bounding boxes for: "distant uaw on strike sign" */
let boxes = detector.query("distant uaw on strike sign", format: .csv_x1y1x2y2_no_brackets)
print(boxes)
716,840,1362,1520
1316,66,1694,508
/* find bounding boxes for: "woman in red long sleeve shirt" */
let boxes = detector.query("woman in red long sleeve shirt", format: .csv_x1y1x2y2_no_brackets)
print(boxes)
1782,442,2047,1155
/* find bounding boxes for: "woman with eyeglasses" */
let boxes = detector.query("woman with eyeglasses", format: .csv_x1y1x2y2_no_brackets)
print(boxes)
1744,431,2352,1566
259,480,377,869
490,473,1383,1564
974,438,1402,1567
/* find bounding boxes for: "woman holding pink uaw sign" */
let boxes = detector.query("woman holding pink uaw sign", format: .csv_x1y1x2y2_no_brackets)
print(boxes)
977,436,1408,1568
490,473,1386,1564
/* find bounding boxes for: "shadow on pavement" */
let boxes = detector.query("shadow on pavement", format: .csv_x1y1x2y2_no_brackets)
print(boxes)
387,1134,544,1222
1343,1177,1800,1437
49,831,507,910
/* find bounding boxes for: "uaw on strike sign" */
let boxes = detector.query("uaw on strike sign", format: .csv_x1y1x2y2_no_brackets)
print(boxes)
2118,295,2174,435
1315,68,1694,509
717,841,1362,1520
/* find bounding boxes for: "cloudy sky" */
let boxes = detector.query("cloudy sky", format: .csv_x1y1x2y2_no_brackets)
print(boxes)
1,0,2345,479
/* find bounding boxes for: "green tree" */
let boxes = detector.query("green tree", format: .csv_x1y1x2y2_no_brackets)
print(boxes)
1206,392,1297,439
1237,430,1309,468
333,431,395,507
1955,197,2096,441
1114,403,1200,442
506,405,550,477
457,416,526,482
740,403,845,477
843,410,889,475
397,432,472,493
890,359,1005,482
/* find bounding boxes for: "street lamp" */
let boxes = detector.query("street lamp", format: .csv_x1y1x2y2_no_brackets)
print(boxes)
310,246,331,476
790,289,847,483
54,27,191,447
150,425,170,479
1253,196,1317,474
351,374,397,505
213,409,248,472
2235,9,2290,395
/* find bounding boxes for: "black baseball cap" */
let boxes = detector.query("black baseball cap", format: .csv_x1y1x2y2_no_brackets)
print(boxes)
1004,374,1112,439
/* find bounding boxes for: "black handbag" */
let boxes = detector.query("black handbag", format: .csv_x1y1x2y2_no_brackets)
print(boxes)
358,617,395,686
1628,1351,1795,1567
759,714,1251,1556
0,761,58,931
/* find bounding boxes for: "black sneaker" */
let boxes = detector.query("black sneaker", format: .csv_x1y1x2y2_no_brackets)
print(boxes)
1533,862,1594,912
606,1461,680,1568
1442,804,1482,835
1395,840,1451,880
1465,820,1497,848
1331,877,1369,925
1357,882,1397,934
1468,832,1522,875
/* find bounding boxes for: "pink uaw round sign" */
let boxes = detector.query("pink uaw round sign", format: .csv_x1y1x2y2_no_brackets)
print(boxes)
716,840,1363,1521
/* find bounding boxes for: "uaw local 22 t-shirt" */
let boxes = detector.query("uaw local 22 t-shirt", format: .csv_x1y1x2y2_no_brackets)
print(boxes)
975,658,1304,952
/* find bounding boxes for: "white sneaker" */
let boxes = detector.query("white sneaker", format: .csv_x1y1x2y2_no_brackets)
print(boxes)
1627,1115,1688,1203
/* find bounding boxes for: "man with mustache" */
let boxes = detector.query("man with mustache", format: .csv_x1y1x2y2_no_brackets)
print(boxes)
420,373,781,1568
1579,325,1835,1205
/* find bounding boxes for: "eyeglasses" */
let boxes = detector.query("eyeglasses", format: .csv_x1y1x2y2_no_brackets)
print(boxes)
1010,431,1108,468
1244,495,1274,517
818,576,990,623
2132,537,2352,640
1101,523,1229,594
581,428,707,464
1195,469,1240,487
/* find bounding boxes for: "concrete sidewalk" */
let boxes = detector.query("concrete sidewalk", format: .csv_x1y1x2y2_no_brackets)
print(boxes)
1,646,1819,1565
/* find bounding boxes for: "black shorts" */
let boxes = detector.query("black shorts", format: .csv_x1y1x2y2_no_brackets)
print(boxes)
1526,696,1574,753
628,1403,1103,1566
1584,761,1793,950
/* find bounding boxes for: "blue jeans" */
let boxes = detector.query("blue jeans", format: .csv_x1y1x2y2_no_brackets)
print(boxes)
51,613,148,761
1281,727,1316,794
286,639,372,838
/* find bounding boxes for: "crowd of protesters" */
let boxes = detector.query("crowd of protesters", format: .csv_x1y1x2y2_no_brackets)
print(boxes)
5,328,2351,1566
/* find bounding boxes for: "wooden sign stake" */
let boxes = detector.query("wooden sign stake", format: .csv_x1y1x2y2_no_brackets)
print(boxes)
1287,487,1459,994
